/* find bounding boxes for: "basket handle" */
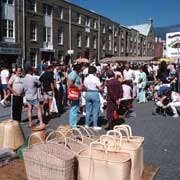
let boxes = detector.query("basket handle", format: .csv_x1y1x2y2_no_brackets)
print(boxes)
114,124,132,136
46,130,67,146
77,125,91,137
106,130,123,147
28,133,44,148
90,141,107,155
66,128,84,142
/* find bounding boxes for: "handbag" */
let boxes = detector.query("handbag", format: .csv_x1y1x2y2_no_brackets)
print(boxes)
68,87,80,100
113,108,119,120
50,96,58,113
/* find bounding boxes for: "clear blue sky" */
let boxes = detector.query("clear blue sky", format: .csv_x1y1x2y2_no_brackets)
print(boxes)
68,0,180,27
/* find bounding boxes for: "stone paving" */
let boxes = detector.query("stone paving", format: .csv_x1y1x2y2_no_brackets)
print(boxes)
0,101,180,180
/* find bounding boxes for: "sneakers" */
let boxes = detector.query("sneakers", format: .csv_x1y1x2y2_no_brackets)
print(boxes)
85,125,89,128
0,100,6,107
93,126,102,130
173,114,179,118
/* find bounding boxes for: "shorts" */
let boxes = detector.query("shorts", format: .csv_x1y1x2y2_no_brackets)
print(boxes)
1,84,8,90
43,91,53,100
26,99,40,106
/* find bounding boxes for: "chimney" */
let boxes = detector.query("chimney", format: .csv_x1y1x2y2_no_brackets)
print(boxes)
148,18,153,25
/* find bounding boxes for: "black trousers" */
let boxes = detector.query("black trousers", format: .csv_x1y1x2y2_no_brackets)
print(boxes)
12,95,23,122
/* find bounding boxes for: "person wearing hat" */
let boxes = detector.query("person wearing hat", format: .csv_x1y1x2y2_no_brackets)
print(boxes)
105,70,123,130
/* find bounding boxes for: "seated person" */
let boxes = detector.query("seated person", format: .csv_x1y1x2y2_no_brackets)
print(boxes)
163,91,180,118
152,89,173,116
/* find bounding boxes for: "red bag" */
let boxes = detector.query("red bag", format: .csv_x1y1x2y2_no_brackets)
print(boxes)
68,87,80,100
113,109,119,120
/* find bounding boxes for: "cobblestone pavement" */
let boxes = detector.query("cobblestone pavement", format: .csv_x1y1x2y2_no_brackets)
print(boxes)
0,101,180,180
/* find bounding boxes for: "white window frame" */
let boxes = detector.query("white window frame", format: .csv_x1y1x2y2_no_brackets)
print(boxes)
114,28,118,37
93,19,97,29
93,37,97,49
121,46,124,53
30,23,37,41
108,34,112,51
2,19,14,39
85,16,90,27
85,35,90,48
77,13,81,24
102,24,106,34
114,43,117,52
57,6,63,19
77,33,81,47
58,29,63,45
102,41,105,50
44,27,52,42
30,51,37,67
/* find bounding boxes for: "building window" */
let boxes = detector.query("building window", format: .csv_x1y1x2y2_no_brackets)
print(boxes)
85,16,90,27
77,13,81,24
30,0,36,12
30,51,37,67
102,24,106,33
93,37,97,49
30,23,37,41
114,43,117,52
121,31,124,39
58,29,63,45
57,6,63,19
43,4,52,16
93,19,97,29
102,41,105,50
44,27,51,42
121,46,124,53
2,0,13,5
85,35,90,48
108,34,112,51
2,19,14,38
77,33,81,47
114,28,118,37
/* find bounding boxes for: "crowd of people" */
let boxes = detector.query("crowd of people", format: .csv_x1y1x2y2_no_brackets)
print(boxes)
0,60,179,130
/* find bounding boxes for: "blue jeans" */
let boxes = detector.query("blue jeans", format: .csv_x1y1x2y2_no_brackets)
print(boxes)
69,100,79,128
85,92,100,127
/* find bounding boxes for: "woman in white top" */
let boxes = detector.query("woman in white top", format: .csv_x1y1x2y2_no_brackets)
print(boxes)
84,66,102,130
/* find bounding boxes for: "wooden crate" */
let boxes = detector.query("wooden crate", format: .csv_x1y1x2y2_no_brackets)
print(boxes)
0,160,160,180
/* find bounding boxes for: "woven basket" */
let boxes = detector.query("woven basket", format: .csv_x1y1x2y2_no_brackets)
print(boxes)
66,128,94,145
114,125,144,176
100,130,142,180
77,126,100,141
46,131,88,155
78,142,131,180
23,136,75,180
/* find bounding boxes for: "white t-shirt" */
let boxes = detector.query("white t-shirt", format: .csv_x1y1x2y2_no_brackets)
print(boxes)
84,74,101,91
123,69,134,81
0,69,9,84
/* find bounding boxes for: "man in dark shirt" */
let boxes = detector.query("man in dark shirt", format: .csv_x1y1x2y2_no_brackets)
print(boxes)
39,66,55,116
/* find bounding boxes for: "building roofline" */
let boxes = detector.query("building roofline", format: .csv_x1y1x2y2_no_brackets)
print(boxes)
63,0,119,24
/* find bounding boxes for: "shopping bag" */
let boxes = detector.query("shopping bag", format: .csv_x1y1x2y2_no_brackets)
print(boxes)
68,87,80,100
50,96,58,113
114,124,144,176
78,141,131,180
103,130,142,180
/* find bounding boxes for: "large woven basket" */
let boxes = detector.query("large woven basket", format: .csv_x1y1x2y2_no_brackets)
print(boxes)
23,142,75,180
78,142,131,180
114,125,144,176
100,130,142,180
